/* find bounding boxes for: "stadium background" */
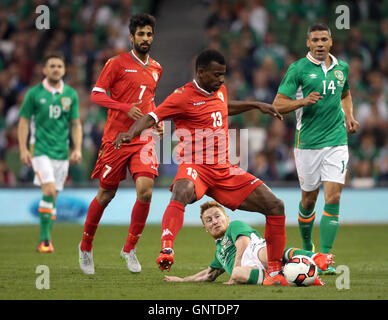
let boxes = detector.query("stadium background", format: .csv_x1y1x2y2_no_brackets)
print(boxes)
0,0,387,225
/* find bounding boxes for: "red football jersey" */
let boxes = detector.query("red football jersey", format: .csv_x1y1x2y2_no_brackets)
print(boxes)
93,50,162,145
150,80,230,167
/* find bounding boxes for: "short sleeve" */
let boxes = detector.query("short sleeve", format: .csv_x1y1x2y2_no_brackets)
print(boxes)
229,221,255,243
277,62,300,99
151,88,186,122
209,254,223,270
93,57,119,93
19,89,35,119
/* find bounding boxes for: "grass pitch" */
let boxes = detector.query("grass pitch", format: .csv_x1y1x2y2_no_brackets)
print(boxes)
0,224,387,300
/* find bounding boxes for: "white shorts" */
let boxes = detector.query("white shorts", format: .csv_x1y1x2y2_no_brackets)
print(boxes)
241,233,267,270
294,145,349,192
31,155,69,191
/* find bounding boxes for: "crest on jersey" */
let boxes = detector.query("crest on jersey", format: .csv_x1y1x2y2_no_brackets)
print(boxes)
61,97,71,111
152,71,159,82
334,70,344,81
217,91,224,102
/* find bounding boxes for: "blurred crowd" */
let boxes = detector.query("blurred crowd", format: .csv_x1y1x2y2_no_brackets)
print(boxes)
0,0,387,188
200,0,388,188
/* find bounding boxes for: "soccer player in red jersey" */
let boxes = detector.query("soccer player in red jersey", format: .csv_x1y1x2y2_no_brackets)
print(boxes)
79,13,163,275
115,49,289,285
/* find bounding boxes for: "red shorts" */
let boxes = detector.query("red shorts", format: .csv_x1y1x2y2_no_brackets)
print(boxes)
171,163,263,210
91,142,158,189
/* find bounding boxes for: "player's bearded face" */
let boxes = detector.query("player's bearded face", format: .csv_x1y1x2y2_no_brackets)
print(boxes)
307,30,332,61
131,26,154,54
43,58,65,82
202,207,229,239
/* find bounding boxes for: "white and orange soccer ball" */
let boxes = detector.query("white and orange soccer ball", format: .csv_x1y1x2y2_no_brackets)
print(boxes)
283,255,318,286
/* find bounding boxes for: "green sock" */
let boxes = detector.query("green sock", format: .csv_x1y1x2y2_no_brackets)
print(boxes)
283,247,315,262
298,202,316,251
320,203,340,254
39,195,55,242
49,205,56,233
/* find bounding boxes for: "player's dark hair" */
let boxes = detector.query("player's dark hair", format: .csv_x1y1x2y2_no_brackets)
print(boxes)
43,53,65,65
307,23,331,37
200,201,227,221
129,13,156,35
195,49,226,71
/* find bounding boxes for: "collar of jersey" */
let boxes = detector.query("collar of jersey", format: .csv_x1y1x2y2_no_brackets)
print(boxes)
130,50,150,68
306,51,338,69
42,78,64,94
192,79,213,97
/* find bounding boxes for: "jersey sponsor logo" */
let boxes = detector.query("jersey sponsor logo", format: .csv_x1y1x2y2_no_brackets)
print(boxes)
61,97,71,111
162,228,173,238
309,73,317,79
174,88,184,94
40,98,47,104
221,236,231,247
193,101,205,106
337,80,345,87
152,71,159,82
217,92,224,102
125,69,137,72
334,70,344,81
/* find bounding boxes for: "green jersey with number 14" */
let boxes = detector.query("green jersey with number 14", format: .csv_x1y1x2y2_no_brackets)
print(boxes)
277,52,349,149
19,79,80,160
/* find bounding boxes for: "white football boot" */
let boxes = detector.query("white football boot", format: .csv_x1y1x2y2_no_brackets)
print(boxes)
78,242,95,275
120,247,142,273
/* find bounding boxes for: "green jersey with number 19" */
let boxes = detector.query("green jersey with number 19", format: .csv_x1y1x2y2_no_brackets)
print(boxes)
19,79,80,160
277,52,349,149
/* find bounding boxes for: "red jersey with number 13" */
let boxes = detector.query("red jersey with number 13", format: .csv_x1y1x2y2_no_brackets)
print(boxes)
150,80,230,167
93,50,162,145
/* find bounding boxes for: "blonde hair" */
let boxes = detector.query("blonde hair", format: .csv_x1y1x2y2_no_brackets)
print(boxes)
200,201,226,221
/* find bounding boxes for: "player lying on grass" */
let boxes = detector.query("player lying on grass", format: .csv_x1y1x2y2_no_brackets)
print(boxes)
164,201,334,286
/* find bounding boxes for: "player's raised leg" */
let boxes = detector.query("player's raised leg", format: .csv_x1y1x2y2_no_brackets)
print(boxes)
156,179,197,271
238,183,288,285
121,175,154,273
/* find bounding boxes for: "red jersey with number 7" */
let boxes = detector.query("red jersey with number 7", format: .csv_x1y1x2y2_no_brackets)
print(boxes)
92,50,162,145
149,80,230,168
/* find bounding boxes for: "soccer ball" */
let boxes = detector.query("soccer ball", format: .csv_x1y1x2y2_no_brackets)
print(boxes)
283,255,318,286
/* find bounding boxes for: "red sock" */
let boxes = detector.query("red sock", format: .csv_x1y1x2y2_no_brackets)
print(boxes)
160,200,185,249
265,215,286,274
81,197,107,251
123,200,151,252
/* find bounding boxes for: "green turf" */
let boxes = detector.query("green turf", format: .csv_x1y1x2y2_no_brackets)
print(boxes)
0,224,387,300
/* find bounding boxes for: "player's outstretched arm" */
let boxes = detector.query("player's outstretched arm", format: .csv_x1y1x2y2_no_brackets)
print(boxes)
273,92,322,114
114,114,156,148
341,90,359,134
228,100,283,120
164,267,224,283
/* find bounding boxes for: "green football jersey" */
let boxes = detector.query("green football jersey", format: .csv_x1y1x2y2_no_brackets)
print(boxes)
209,220,261,275
277,52,349,149
19,80,80,160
